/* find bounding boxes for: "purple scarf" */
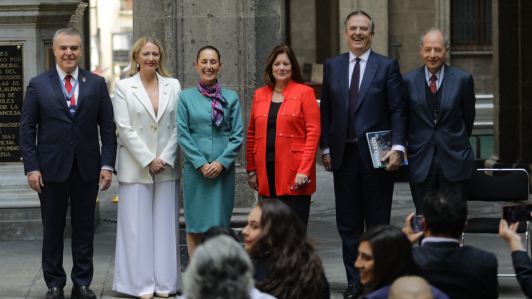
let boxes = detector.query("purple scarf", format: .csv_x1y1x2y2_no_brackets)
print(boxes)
197,80,228,129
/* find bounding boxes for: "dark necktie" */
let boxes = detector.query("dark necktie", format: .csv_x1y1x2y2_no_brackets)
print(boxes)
347,58,360,142
430,75,437,94
65,75,77,117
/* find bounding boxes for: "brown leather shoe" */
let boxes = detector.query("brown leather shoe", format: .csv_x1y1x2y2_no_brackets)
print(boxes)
45,288,64,299
71,286,96,299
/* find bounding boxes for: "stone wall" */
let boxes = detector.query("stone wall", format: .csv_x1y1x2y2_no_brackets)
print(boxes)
290,0,317,65
133,0,282,212
388,0,438,74
451,54,493,95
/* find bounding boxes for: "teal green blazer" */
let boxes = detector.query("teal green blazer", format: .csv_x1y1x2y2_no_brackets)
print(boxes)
177,87,244,169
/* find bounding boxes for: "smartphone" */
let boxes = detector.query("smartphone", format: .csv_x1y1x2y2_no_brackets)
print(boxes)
411,215,424,233
502,204,532,222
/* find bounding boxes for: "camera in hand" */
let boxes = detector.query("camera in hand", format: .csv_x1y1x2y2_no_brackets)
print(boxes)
502,204,532,222
411,215,424,233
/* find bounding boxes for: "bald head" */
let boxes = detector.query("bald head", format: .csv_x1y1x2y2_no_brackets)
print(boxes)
389,276,433,299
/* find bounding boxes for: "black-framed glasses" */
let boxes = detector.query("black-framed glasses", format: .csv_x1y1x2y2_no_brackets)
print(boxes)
291,180,311,192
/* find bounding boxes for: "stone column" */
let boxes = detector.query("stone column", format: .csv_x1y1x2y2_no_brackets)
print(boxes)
0,1,90,240
485,0,532,170
338,0,388,57
133,0,282,220
514,0,532,171
290,0,317,65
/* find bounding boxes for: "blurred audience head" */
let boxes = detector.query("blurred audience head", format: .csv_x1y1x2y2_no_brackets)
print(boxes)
423,189,468,239
200,226,240,244
183,235,253,299
242,198,325,299
388,276,434,299
356,225,422,295
242,198,307,256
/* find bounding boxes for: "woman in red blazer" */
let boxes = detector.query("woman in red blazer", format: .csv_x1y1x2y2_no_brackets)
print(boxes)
246,45,321,227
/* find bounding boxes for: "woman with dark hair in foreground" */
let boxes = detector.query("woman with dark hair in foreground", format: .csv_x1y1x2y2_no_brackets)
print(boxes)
242,198,330,299
356,225,449,299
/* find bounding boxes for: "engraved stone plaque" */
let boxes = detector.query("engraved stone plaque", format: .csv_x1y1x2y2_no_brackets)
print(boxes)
0,44,23,163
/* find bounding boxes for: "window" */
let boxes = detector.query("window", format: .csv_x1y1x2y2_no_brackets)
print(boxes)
451,0,492,51
121,0,133,12
112,33,133,64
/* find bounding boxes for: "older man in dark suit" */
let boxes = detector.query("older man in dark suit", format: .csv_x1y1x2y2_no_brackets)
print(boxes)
20,28,116,299
403,28,476,215
404,190,498,299
320,11,407,298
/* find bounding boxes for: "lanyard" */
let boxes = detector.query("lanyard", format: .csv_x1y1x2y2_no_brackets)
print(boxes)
59,75,79,101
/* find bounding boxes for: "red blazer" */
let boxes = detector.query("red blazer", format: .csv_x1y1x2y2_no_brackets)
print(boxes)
246,81,321,196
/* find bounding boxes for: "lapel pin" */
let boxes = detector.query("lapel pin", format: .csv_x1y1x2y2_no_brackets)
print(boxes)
82,77,86,82
164,92,167,95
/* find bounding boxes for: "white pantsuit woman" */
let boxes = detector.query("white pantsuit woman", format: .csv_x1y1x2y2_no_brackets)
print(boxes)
112,36,182,299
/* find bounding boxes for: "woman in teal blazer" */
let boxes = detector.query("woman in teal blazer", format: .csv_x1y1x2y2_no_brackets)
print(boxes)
177,45,244,257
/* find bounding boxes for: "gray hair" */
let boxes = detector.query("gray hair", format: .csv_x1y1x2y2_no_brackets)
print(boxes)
183,235,253,299
53,28,83,48
420,28,449,48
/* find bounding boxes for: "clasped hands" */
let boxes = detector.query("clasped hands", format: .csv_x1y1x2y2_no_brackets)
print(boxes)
149,157,166,175
200,161,223,178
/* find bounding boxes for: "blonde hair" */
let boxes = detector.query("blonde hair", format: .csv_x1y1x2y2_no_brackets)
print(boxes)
127,36,171,78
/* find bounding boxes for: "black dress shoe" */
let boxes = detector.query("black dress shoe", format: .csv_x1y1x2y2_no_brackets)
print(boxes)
71,286,97,299
45,288,64,299
343,283,363,298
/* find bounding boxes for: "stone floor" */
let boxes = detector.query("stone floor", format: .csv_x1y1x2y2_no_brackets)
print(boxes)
0,164,529,298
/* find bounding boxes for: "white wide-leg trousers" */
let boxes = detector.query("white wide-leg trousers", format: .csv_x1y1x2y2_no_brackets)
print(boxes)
113,180,182,297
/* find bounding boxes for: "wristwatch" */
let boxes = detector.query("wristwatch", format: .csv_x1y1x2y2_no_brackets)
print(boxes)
247,171,256,177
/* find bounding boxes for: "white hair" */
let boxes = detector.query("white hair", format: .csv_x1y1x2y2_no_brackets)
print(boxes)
53,28,83,48
420,28,449,48
183,235,254,299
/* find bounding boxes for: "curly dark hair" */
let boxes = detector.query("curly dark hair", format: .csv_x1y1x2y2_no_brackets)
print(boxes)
423,189,468,239
359,225,423,296
249,198,325,299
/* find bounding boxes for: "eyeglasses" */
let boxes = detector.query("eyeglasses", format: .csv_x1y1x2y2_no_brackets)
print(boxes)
291,180,311,192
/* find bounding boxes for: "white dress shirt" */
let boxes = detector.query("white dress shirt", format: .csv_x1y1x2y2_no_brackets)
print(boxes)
425,65,444,91
421,236,460,247
28,65,112,174
348,48,371,89
322,49,405,155
56,65,80,107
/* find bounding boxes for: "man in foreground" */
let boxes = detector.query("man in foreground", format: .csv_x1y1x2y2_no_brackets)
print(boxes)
403,190,498,299
388,276,434,299
20,28,116,299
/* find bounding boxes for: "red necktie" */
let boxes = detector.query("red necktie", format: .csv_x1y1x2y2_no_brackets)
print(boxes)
65,75,76,106
430,75,437,94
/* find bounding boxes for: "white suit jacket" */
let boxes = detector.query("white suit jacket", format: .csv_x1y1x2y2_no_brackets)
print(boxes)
114,73,182,184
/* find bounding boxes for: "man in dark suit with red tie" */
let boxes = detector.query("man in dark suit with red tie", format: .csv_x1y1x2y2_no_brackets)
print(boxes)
403,28,476,215
20,28,116,299
320,11,407,298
